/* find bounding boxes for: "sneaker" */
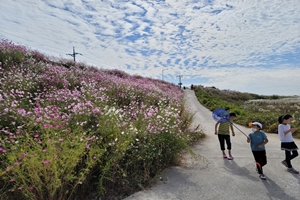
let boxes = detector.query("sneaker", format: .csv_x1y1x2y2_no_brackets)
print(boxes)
259,174,267,180
287,167,299,174
227,155,234,160
223,154,227,158
281,160,288,168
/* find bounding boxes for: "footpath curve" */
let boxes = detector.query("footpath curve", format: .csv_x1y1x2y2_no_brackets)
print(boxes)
124,89,300,200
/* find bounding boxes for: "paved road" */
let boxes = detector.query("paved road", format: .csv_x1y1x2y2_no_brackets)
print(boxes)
124,89,300,200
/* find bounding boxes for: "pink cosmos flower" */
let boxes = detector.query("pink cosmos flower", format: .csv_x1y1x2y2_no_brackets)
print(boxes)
14,162,20,166
0,148,6,153
6,165,14,171
17,108,26,115
42,160,50,167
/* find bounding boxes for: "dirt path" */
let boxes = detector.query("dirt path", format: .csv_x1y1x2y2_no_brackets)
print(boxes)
124,89,300,200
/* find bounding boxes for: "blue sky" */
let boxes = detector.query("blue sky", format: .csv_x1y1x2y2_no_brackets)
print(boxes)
0,0,299,96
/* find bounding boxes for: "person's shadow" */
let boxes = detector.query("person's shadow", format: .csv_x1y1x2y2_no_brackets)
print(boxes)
262,176,298,200
223,159,257,181
223,159,299,200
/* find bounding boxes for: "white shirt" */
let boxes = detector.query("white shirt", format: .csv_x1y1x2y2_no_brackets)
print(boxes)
278,124,294,142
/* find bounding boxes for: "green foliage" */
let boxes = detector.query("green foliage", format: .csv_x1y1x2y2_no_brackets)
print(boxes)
193,85,300,138
0,122,103,200
0,49,25,69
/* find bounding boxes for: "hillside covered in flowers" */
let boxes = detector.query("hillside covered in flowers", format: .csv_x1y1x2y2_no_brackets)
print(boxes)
0,40,203,200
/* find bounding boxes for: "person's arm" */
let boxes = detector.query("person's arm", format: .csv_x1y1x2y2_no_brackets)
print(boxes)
278,125,285,139
286,128,298,135
230,124,235,136
247,135,251,143
279,125,298,138
215,122,220,135
258,138,268,149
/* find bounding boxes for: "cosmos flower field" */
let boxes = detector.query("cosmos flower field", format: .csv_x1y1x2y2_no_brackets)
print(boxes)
0,40,203,200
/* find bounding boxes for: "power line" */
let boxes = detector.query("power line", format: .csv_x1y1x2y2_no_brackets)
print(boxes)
66,46,82,62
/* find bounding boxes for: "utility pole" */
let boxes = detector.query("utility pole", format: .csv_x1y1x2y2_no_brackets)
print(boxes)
176,75,183,88
66,46,82,62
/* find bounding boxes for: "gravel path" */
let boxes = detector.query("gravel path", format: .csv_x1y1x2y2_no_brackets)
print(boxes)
124,89,300,200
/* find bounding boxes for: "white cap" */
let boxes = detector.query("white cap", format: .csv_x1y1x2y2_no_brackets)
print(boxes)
251,122,262,129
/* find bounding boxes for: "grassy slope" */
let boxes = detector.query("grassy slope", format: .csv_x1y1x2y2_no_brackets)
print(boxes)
0,40,205,200
192,85,300,138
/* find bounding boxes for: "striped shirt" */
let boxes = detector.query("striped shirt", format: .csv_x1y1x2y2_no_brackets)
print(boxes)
218,122,230,135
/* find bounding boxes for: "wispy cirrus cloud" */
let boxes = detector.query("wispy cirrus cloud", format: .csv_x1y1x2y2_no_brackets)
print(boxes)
0,0,299,95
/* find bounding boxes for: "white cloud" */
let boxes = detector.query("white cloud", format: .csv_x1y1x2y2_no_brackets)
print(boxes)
0,0,299,95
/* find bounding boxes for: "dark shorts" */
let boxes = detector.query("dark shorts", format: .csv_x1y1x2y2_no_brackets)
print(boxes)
218,134,231,150
281,142,298,151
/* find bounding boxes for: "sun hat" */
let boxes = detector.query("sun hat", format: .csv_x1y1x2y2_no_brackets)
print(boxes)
249,122,262,129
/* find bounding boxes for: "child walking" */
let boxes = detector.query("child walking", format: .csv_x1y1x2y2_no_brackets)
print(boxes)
247,122,268,180
278,114,299,174
215,113,236,160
